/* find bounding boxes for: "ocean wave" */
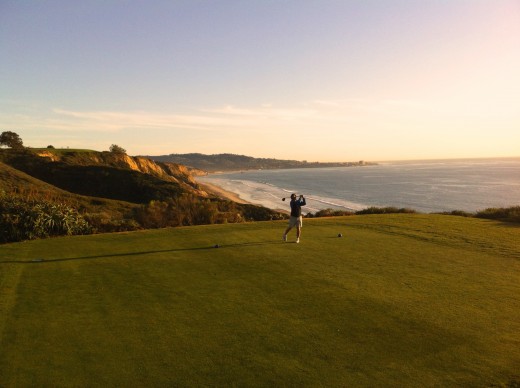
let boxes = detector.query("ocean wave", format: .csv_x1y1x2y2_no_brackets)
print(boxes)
199,176,366,212
306,196,358,211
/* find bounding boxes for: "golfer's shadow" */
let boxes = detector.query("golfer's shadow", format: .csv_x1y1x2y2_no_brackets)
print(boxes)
0,240,286,264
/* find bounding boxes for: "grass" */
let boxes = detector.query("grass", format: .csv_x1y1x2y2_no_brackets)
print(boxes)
28,148,98,153
0,214,519,387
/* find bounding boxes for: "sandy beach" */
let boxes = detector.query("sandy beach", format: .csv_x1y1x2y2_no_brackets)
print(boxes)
198,181,251,204
199,179,289,214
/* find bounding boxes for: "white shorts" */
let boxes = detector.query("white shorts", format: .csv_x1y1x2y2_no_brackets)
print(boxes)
288,216,302,228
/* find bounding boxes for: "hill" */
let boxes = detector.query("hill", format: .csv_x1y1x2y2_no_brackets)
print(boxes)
148,152,375,172
1,149,206,201
0,214,518,386
0,149,284,238
0,158,136,218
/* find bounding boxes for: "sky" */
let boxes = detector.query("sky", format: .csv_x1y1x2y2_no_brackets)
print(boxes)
1,0,519,162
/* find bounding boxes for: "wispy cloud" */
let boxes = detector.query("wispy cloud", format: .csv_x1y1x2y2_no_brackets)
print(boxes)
51,109,230,131
45,104,325,134
0,99,425,139
202,104,319,121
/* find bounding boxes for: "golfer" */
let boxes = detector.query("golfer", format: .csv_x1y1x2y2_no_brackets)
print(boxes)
283,194,306,243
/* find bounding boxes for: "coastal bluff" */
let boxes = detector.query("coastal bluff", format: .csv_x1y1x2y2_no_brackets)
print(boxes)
148,153,375,172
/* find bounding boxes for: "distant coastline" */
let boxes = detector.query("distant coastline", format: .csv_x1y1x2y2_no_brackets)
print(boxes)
148,152,376,173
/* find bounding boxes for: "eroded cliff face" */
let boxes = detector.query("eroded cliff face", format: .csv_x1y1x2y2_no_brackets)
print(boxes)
35,151,207,195
35,151,60,162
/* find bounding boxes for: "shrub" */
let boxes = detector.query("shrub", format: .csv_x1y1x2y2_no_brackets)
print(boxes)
132,196,283,228
355,207,417,215
240,203,286,221
83,212,140,233
475,206,520,223
438,210,474,217
309,208,355,218
133,196,230,228
0,192,92,243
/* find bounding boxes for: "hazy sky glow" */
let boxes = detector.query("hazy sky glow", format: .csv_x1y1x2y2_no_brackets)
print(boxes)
1,1,519,161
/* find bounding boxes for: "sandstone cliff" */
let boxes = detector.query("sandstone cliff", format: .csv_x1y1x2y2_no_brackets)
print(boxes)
35,150,207,196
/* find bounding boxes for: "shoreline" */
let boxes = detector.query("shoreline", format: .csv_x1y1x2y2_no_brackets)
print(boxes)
198,180,289,214
198,181,251,205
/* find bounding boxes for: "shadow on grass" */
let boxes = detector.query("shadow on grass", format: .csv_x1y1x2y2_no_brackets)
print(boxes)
0,240,287,264
497,221,520,229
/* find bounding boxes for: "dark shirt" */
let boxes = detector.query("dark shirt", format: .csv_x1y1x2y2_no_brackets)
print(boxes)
290,197,306,217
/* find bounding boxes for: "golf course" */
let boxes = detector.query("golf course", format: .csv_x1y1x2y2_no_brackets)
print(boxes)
1,214,519,387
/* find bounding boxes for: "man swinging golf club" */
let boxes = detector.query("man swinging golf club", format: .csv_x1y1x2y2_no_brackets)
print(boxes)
282,193,306,243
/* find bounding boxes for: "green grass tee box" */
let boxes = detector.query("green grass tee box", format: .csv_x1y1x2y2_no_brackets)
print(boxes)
1,215,519,386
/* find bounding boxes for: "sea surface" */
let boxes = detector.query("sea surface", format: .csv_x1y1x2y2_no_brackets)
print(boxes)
197,158,520,214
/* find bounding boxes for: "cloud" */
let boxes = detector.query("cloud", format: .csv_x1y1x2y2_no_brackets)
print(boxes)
202,104,319,121
50,106,322,133
0,98,432,138
41,104,323,134
3,104,320,136
24,101,377,137
51,109,227,131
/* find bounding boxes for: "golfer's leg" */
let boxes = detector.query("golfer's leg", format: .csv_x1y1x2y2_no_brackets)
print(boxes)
283,226,291,241
296,226,301,239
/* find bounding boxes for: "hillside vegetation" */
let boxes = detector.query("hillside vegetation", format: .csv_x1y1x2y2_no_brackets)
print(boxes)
0,158,138,227
0,214,518,386
149,152,375,172
0,149,284,241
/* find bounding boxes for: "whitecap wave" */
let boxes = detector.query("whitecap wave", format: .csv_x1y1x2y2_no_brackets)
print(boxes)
198,176,366,213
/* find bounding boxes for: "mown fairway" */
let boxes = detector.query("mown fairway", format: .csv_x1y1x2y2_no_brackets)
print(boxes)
1,215,519,387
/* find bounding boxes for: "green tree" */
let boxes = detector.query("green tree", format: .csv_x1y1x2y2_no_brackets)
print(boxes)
0,131,24,149
109,144,126,154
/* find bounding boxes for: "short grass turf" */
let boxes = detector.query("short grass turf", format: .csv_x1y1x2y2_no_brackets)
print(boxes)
0,214,519,387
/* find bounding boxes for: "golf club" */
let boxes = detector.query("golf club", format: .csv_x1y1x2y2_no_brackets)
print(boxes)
282,194,304,201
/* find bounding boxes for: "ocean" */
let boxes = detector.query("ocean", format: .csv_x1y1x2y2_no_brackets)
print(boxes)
197,158,520,214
